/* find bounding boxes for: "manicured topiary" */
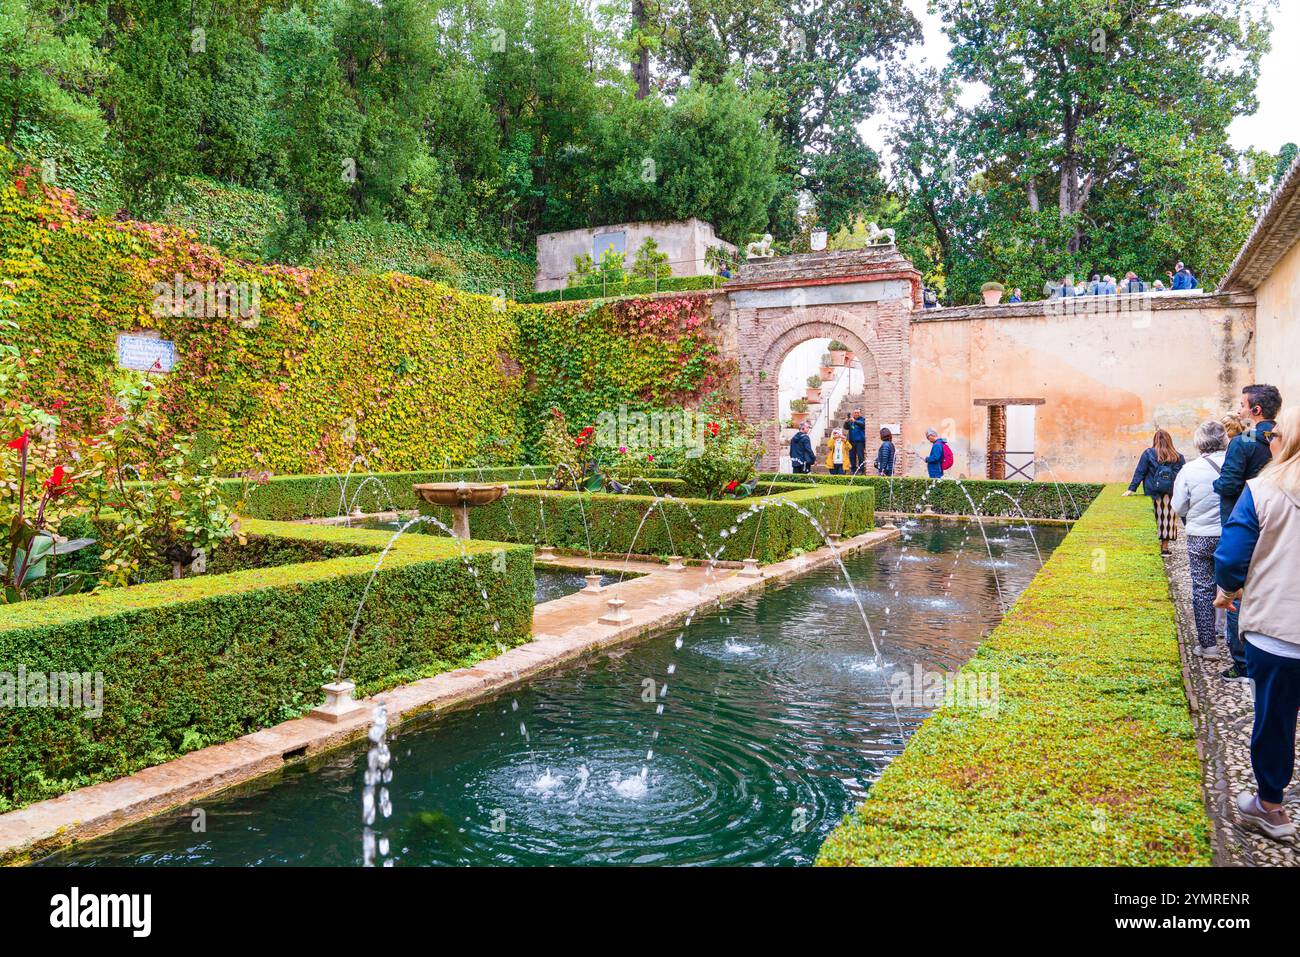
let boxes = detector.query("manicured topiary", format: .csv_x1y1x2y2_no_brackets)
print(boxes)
0,519,533,814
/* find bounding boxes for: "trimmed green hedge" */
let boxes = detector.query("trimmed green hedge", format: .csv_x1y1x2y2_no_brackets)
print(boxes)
417,478,874,564
518,275,723,304
759,474,1103,521
815,486,1210,866
226,466,554,521
0,520,533,814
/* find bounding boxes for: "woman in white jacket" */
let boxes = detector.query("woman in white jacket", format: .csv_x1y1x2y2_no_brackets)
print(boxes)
1172,420,1228,658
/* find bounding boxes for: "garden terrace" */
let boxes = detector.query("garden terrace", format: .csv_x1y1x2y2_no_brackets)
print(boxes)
815,486,1209,866
0,520,533,813
415,477,875,564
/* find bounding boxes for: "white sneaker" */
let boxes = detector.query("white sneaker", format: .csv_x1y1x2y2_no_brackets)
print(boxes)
1192,643,1223,659
1237,792,1297,841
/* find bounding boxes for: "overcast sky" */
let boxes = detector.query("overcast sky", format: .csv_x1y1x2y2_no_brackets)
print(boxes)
865,0,1297,155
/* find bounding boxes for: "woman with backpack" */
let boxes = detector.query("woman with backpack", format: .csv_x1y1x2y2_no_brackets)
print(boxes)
1123,428,1186,553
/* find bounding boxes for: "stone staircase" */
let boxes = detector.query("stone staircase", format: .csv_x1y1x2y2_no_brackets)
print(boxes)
813,387,866,471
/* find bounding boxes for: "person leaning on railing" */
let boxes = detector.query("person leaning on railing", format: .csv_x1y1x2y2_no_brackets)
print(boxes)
1214,407,1300,841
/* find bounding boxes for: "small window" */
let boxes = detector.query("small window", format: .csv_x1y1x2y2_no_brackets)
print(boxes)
593,231,626,261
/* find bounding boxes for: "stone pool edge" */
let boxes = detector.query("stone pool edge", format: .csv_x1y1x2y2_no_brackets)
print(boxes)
0,527,899,865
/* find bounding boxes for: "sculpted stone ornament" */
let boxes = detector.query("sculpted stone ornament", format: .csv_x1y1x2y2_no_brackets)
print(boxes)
745,233,775,259
867,222,896,246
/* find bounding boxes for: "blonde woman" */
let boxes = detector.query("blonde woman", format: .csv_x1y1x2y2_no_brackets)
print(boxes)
826,428,849,475
1222,412,1247,441
1215,407,1299,840
1123,429,1186,553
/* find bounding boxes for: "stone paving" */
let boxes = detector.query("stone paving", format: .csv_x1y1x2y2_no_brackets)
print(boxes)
1166,538,1300,865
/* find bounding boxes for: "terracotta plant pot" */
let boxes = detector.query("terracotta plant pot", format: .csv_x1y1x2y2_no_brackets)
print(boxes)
805,387,822,402
828,351,846,367
982,288,1003,306
790,410,808,425
819,365,834,380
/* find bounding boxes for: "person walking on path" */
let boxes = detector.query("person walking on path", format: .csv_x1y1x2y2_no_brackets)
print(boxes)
1214,407,1300,841
924,429,951,479
1214,383,1282,683
826,428,850,475
790,421,815,474
843,409,867,474
1123,429,1185,553
1172,421,1228,659
874,427,896,476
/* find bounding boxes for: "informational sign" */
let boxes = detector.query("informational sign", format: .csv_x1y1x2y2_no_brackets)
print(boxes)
116,333,177,373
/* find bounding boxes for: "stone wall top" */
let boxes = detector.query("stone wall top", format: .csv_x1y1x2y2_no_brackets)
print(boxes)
726,244,921,290
912,290,1255,323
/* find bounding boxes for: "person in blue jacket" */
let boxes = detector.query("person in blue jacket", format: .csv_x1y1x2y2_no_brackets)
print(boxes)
924,429,947,479
1122,429,1185,553
1213,408,1297,840
874,427,896,476
1214,383,1282,682
1168,261,1197,290
789,421,815,474
843,409,867,474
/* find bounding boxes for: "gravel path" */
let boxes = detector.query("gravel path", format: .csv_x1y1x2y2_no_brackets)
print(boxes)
1166,538,1300,865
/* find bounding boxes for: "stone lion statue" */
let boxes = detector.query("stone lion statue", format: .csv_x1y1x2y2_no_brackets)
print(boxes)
867,222,895,246
745,233,775,259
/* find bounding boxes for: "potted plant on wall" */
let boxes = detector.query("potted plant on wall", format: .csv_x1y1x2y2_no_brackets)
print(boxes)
819,353,835,380
805,374,822,402
789,398,809,425
827,341,849,366
981,281,1005,306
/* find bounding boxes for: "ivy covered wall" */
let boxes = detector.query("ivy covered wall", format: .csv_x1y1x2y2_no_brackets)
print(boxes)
0,160,730,474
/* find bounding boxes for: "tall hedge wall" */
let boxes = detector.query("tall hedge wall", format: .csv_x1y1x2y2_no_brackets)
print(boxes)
417,479,875,564
0,520,533,813
0,161,728,474
815,486,1209,865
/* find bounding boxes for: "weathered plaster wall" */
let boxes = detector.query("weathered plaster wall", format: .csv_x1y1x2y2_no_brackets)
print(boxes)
907,294,1257,483
534,219,735,292
1252,236,1300,404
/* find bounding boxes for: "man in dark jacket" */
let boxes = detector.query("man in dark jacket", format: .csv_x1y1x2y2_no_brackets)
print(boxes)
843,409,867,474
789,421,815,474
924,429,947,479
1169,261,1197,290
1213,383,1282,683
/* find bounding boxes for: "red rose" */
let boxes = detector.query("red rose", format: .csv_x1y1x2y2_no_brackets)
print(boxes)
707,422,720,437
7,432,29,452
725,480,739,492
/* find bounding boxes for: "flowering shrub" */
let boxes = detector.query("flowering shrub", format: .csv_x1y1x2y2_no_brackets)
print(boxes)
677,413,762,500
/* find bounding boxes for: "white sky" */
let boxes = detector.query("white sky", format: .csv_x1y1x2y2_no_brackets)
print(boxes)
862,0,1297,155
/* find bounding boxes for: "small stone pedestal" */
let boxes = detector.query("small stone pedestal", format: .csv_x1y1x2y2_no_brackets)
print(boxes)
738,557,763,579
828,533,842,546
311,681,366,723
599,597,632,625
537,545,557,562
582,573,603,594
665,555,686,572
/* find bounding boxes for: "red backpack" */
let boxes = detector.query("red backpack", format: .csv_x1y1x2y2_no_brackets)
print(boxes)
940,440,954,472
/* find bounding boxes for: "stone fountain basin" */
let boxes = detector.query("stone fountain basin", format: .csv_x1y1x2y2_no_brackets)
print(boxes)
412,482,509,507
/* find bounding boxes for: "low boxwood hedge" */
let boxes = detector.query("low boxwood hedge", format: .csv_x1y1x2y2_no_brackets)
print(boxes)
223,466,554,521
518,275,722,304
815,485,1210,866
417,478,875,564
0,520,533,813
759,473,1102,521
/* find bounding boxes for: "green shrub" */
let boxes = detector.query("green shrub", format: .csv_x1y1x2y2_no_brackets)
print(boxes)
519,274,722,304
0,520,533,815
761,474,1102,521
815,486,1210,866
417,478,874,564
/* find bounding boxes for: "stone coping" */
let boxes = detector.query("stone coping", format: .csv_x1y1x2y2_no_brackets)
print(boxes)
0,527,899,864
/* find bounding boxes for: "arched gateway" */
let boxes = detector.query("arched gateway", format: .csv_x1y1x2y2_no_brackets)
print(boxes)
724,245,923,470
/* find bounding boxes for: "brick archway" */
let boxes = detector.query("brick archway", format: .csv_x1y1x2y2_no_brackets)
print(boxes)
726,246,920,470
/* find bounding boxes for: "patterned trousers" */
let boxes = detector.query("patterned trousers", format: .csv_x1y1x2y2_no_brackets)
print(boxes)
1185,533,1220,649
